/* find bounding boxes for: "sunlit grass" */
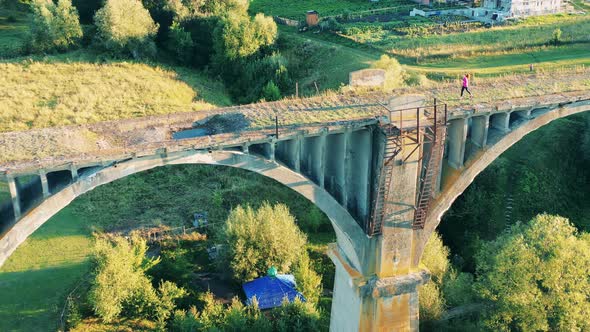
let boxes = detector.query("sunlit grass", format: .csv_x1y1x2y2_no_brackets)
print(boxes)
0,57,231,132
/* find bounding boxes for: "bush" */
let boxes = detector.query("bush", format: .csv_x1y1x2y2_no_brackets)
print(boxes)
261,81,281,101
213,11,277,61
94,0,159,58
221,202,307,282
88,234,185,323
293,252,322,306
167,21,194,64
370,55,406,90
551,27,562,45
28,0,83,53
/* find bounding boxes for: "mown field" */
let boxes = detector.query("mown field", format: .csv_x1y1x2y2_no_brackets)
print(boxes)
0,165,336,331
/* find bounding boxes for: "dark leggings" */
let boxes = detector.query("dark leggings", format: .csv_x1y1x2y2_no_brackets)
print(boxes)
461,86,472,97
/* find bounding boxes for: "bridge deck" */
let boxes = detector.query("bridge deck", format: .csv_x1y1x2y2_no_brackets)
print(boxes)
1,69,589,175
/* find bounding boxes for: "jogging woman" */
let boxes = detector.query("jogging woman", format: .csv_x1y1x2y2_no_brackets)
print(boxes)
461,74,472,98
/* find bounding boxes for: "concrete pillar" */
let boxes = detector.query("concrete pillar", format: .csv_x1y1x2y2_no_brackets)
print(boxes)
447,118,468,169
242,143,250,154
318,132,327,188
269,141,276,162
490,112,510,133
348,129,373,222
7,176,21,220
328,244,429,332
39,170,50,198
342,128,352,207
470,115,489,148
295,135,302,173
70,164,79,182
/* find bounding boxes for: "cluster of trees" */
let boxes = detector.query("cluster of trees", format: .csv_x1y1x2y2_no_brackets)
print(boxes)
25,0,287,103
420,214,590,331
87,234,186,326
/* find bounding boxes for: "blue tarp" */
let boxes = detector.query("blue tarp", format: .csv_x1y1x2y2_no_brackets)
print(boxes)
242,274,306,310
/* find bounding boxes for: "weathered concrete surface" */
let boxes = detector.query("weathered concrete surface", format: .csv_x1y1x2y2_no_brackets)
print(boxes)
0,150,369,275
412,98,590,267
349,69,387,88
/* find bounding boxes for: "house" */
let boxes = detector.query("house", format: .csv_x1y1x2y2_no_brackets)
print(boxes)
482,0,563,16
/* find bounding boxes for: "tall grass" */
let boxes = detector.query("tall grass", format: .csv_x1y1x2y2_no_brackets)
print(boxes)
0,59,231,132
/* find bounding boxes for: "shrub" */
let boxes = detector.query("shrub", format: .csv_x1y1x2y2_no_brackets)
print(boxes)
551,27,562,45
28,0,83,53
221,202,307,282
167,21,194,64
88,234,185,323
293,252,322,306
94,0,159,58
213,11,277,61
371,54,406,90
261,81,281,101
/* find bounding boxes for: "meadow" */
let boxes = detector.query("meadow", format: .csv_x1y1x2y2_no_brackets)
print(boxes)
0,58,231,132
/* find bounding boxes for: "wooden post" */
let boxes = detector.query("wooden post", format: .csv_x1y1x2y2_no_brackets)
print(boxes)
295,81,299,98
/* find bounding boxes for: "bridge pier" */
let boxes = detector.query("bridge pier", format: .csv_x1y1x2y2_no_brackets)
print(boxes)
470,115,489,148
490,112,510,133
447,118,468,169
39,170,50,199
7,176,21,220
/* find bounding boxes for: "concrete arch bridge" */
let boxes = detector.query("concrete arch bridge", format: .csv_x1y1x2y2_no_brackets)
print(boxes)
0,89,589,331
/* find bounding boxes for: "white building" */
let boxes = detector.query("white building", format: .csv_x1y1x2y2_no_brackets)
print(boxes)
482,0,563,16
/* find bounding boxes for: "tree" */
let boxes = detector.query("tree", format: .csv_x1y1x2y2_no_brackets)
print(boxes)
475,214,590,331
418,232,450,322
28,0,83,53
551,27,562,45
213,11,276,61
94,0,159,57
88,234,185,323
293,252,322,306
221,203,307,282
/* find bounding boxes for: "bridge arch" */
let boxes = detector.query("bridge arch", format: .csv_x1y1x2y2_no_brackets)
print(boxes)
412,100,590,266
0,150,370,273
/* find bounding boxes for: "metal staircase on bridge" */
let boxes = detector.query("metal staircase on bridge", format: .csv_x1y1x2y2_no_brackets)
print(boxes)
367,101,448,236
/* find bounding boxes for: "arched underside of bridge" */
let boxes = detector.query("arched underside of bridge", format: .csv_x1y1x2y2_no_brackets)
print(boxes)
412,99,590,266
0,150,371,273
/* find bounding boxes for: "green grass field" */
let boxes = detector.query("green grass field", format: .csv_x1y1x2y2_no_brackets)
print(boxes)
0,8,28,57
0,209,93,331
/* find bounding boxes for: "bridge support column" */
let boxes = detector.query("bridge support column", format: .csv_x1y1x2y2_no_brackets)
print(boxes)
447,118,468,169
39,170,50,198
7,176,21,220
70,164,79,182
343,128,352,208
329,245,429,332
470,115,489,148
490,112,510,133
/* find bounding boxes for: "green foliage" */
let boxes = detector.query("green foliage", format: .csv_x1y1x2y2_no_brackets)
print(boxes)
167,20,194,63
94,0,159,57
213,11,276,61
370,54,406,90
28,0,83,53
72,0,103,24
551,27,562,45
261,80,281,101
475,214,590,331
418,282,445,321
221,202,307,282
293,252,322,306
88,234,186,323
421,231,449,283
270,297,323,331
441,269,475,308
65,296,82,329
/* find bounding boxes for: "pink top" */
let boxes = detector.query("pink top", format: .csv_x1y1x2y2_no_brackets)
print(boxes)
462,76,469,87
